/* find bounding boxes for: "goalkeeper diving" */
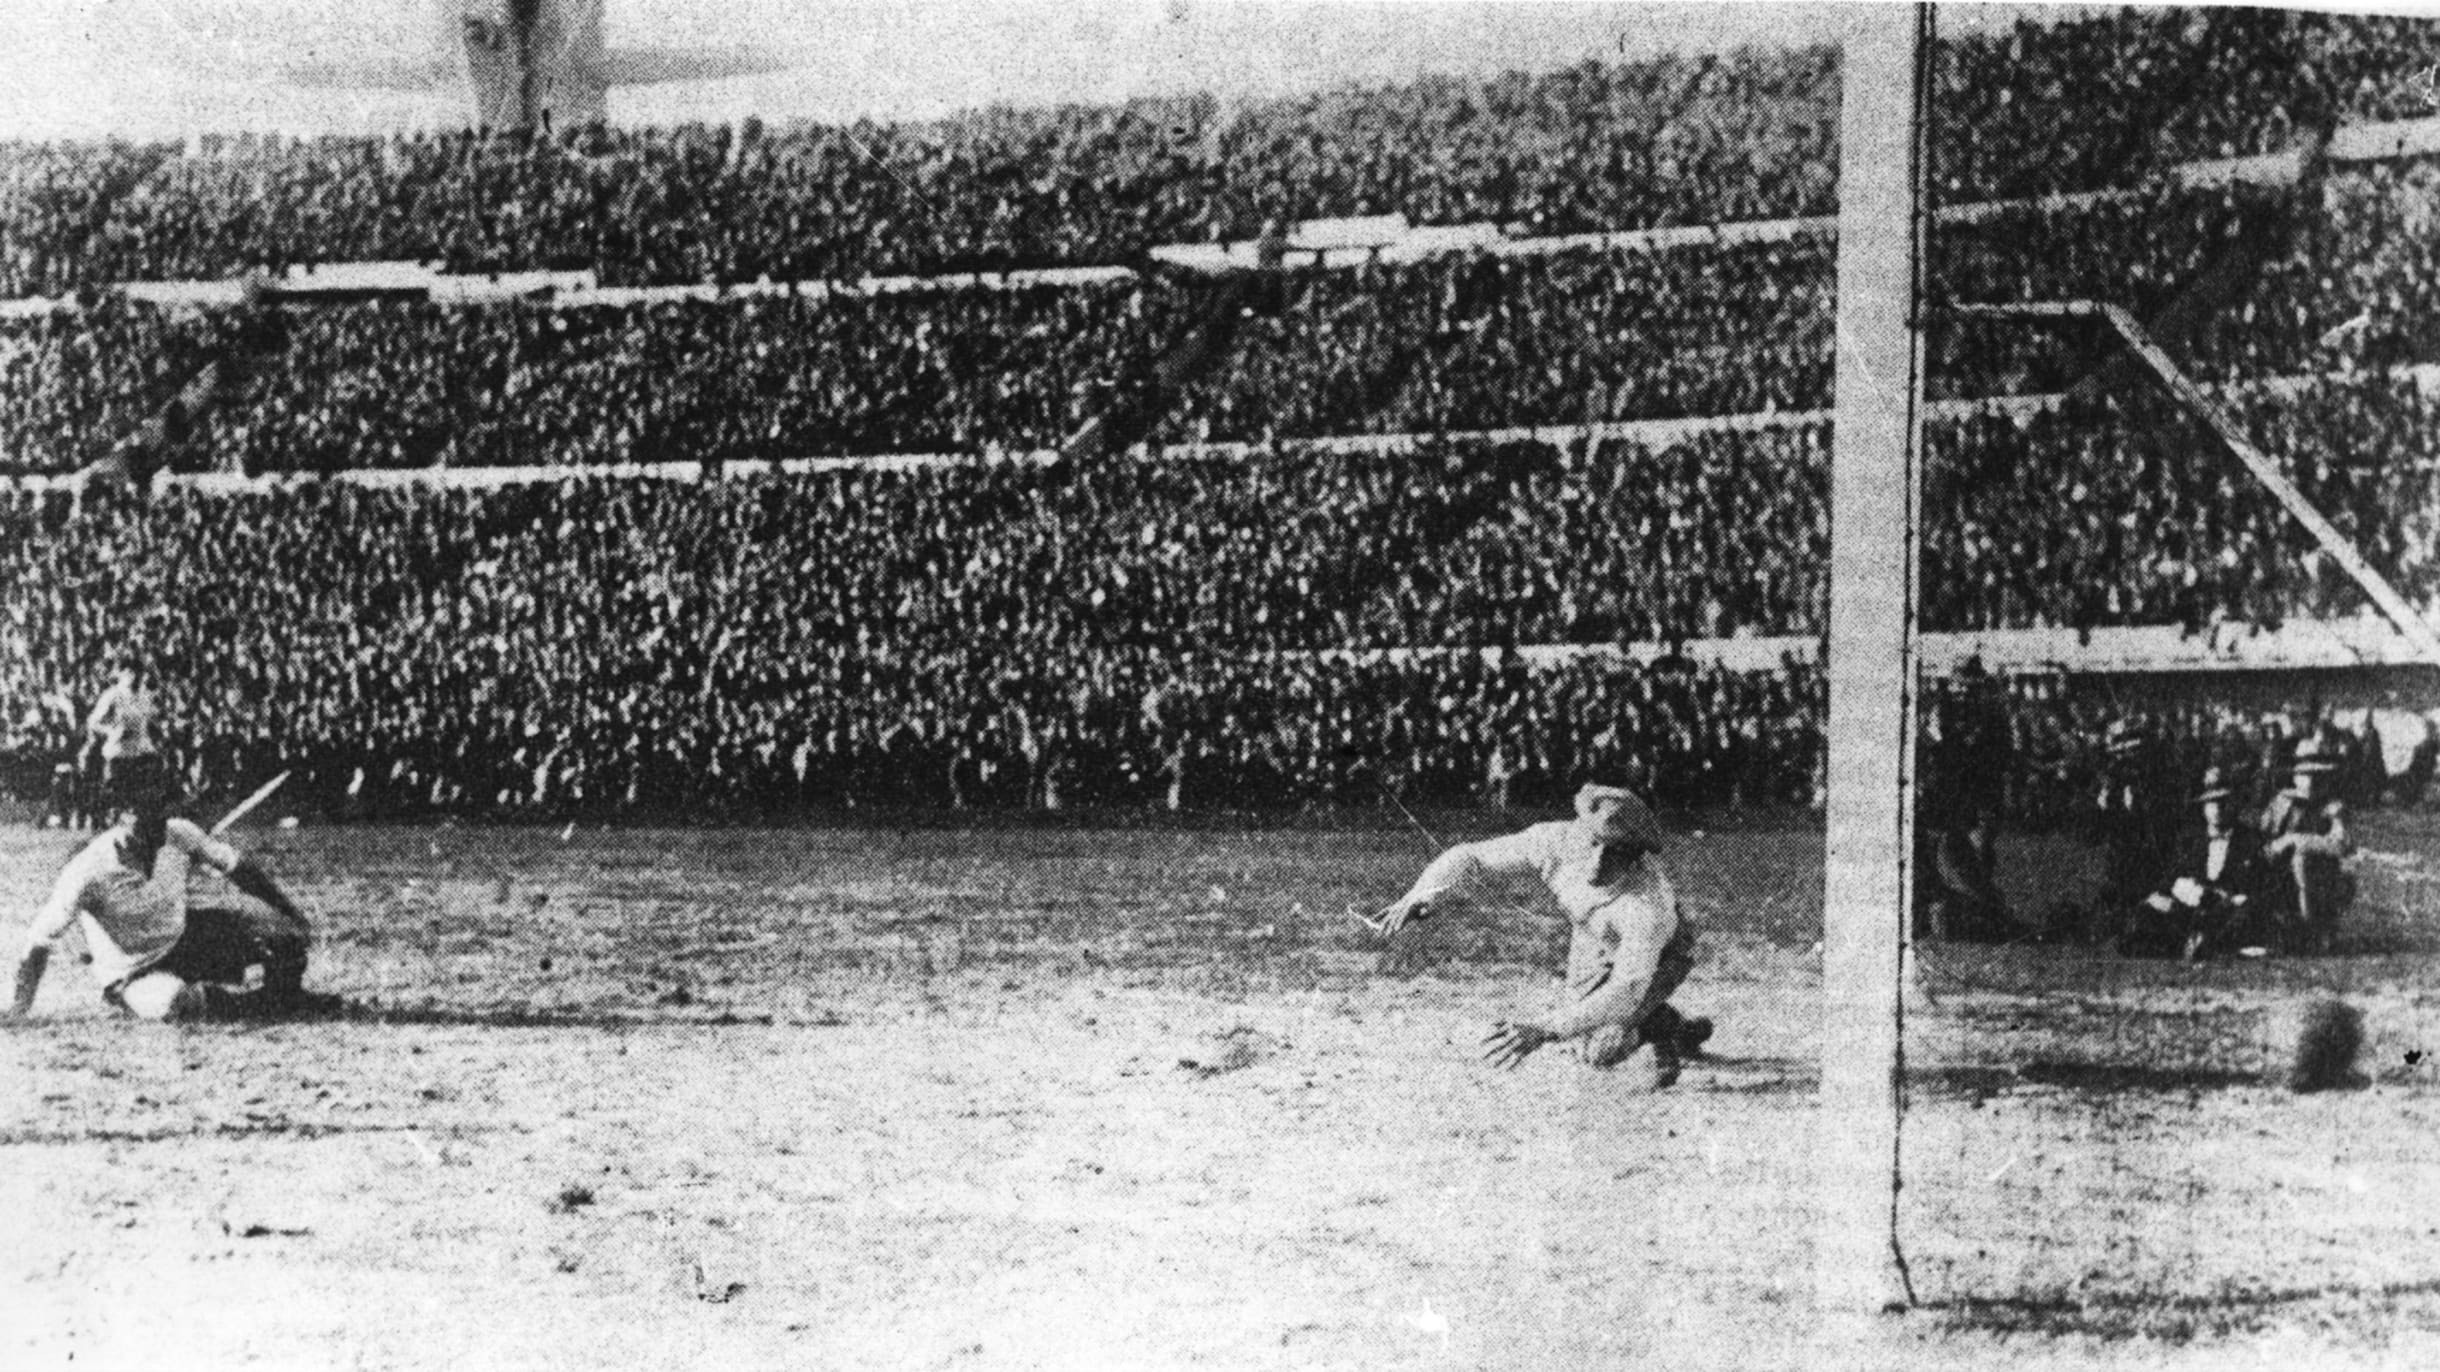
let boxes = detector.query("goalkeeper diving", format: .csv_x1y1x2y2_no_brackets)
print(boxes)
1364,777,1712,1082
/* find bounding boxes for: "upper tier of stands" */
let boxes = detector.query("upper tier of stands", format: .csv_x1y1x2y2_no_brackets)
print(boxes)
4,7,2437,297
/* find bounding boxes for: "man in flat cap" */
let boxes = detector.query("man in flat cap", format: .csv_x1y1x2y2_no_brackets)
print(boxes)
1366,776,1712,1083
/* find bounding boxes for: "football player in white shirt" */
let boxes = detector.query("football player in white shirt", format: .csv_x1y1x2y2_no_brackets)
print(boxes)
10,771,333,1022
1369,779,1711,1082
85,656,165,804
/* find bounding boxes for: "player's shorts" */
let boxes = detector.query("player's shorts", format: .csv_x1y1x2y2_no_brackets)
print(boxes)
103,902,312,1018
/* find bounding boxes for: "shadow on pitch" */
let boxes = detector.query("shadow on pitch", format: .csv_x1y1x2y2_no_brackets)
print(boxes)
1686,1059,2267,1099
113,999,847,1032
1907,1062,2266,1100
0,1119,511,1146
1683,1053,1817,1095
1986,1061,2264,1094
320,1002,844,1031
1923,1277,2440,1342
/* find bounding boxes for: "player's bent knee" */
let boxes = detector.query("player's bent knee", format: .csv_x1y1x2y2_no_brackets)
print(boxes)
112,972,197,1022
1582,1023,1636,1069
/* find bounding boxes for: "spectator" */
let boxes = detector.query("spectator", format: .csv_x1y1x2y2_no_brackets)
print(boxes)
2118,766,2271,960
1915,804,2016,943
2256,728,2359,953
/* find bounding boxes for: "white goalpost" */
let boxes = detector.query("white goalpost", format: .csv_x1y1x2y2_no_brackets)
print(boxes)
1817,3,1931,1314
1813,5,2440,1319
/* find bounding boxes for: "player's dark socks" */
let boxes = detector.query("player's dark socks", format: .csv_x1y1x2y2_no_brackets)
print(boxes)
248,987,349,1020
1642,1003,1713,1059
1649,1030,1685,1088
177,985,349,1023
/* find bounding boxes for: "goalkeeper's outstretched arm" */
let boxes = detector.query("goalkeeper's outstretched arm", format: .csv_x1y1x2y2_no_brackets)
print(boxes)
1376,829,1546,936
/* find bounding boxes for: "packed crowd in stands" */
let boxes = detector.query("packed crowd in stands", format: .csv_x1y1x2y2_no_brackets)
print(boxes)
0,238,1836,475
4,8,2439,824
1,360,2433,713
1,408,2433,823
1921,374,2440,631
7,341,2431,645
5,8,2437,297
3,44,1841,295
5,152,2437,479
1928,5,2327,203
0,474,1830,817
12,363,2432,664
1179,238,1831,439
1,240,1843,475
1930,162,2440,396
2180,159,2440,379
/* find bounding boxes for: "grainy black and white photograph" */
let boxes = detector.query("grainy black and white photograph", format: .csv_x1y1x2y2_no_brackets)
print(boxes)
3,0,2439,1366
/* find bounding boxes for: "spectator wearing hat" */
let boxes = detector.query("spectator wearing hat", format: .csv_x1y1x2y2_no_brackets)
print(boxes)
2086,716,2180,945
2257,729,2358,953
2121,766,2268,960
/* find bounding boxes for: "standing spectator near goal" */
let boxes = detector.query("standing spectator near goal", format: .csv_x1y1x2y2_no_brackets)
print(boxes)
2257,730,2358,954
2088,718,2179,945
1915,804,2014,942
2397,716,2438,809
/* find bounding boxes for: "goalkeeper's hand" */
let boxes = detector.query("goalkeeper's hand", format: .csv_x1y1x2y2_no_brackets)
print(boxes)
1353,897,1431,938
1481,1020,1555,1070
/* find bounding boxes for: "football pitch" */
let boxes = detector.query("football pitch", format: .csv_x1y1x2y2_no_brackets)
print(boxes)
5,809,2440,1371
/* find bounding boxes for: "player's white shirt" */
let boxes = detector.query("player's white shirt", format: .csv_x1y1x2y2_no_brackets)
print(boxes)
1397,819,1683,996
1402,820,1676,925
87,681,159,759
24,819,239,986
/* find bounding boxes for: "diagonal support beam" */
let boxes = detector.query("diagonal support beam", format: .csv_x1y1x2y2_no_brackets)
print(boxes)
1946,299,2440,667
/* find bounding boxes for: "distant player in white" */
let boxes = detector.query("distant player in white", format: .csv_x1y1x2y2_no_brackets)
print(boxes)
85,656,165,804
1372,779,1711,1080
10,771,333,1023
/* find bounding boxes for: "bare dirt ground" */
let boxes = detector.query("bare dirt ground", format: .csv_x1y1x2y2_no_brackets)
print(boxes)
5,809,2439,1371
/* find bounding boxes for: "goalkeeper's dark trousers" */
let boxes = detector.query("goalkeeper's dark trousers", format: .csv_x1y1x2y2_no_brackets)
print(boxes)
105,902,312,1021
